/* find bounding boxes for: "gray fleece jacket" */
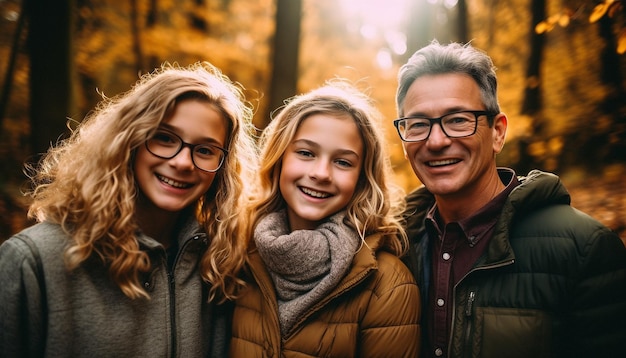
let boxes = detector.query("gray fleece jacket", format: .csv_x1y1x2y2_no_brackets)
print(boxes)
0,220,231,357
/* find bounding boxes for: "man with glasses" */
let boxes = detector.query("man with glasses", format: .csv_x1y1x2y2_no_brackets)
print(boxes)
394,40,626,358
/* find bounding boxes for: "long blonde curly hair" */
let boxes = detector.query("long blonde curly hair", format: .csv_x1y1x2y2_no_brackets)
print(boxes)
249,80,407,255
26,62,258,302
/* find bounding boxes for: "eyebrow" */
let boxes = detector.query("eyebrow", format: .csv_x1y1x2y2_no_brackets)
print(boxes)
159,123,224,146
291,138,361,158
405,107,469,117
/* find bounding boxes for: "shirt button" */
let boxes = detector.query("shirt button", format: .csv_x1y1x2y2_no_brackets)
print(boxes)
442,252,451,260
437,298,445,306
435,348,443,356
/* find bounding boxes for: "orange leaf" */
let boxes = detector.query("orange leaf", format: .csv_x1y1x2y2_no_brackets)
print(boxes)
558,14,570,27
548,14,561,23
589,3,608,23
535,21,549,34
617,29,626,54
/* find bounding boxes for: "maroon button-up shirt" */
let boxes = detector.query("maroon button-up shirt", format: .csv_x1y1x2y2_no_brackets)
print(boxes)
424,168,519,357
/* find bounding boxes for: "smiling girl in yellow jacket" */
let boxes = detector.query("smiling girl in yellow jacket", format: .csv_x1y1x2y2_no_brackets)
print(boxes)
229,81,421,357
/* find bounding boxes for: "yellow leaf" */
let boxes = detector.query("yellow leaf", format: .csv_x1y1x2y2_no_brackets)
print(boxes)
535,21,549,34
528,141,546,158
589,3,608,23
617,29,626,54
548,136,564,154
548,14,561,23
558,14,570,27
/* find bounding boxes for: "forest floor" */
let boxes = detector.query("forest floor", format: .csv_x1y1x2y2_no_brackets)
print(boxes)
1,168,625,246
562,167,626,246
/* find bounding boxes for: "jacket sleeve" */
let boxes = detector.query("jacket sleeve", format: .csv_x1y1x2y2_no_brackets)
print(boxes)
567,224,626,357
0,236,47,358
360,253,421,358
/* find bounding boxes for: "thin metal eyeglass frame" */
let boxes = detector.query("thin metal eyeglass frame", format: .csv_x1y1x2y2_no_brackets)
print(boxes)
393,110,496,142
145,129,228,172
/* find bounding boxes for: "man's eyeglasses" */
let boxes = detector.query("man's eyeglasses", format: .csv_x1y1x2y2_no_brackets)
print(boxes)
145,129,228,172
393,110,496,142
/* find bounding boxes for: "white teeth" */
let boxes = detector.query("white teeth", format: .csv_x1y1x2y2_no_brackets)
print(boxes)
301,187,330,198
428,159,460,167
157,174,192,188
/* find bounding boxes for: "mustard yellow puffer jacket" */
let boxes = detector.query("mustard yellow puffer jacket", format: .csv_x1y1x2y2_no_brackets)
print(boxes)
230,233,421,357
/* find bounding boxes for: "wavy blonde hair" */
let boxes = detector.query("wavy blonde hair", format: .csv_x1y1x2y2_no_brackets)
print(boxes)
26,62,258,302
249,80,407,255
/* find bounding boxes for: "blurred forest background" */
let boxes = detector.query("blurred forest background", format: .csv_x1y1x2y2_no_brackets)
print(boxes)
0,0,625,243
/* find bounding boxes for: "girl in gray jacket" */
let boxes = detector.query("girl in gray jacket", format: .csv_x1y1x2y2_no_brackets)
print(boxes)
0,62,258,357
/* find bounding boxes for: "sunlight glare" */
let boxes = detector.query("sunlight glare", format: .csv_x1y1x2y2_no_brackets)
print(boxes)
339,0,411,63
341,0,409,31
376,49,393,70
4,10,18,22
360,24,378,40
443,0,459,9
385,31,407,55
426,0,458,9
339,0,409,32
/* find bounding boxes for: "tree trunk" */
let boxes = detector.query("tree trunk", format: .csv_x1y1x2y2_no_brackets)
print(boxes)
146,0,162,71
147,0,158,26
0,0,28,135
130,0,145,74
265,0,302,128
520,0,545,116
189,0,208,31
456,0,468,43
403,1,435,63
27,0,75,157
517,0,545,173
591,13,625,165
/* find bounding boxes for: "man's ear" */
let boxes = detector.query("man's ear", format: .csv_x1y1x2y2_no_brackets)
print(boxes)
492,113,507,154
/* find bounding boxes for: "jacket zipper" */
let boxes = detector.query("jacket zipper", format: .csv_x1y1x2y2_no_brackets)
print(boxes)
168,269,177,357
462,291,476,358
448,259,514,357
166,235,198,357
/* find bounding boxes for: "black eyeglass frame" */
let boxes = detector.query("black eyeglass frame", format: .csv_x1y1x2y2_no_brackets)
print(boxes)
145,129,229,173
393,110,497,142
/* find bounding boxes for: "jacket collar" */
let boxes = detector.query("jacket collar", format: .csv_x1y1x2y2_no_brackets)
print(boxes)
485,169,570,265
403,169,571,267
136,214,206,250
245,232,386,336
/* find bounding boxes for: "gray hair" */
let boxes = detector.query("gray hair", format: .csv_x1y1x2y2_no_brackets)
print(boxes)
396,40,500,123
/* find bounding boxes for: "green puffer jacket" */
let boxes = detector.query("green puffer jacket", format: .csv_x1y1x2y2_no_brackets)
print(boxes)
230,232,421,357
402,169,626,358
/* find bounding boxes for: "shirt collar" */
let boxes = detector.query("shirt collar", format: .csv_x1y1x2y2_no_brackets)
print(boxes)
425,168,520,245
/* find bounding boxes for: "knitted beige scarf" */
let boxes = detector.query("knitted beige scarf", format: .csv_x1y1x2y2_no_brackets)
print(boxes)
254,210,359,336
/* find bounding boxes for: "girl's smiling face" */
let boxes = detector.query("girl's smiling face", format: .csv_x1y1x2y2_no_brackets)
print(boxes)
279,113,363,231
134,99,227,215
